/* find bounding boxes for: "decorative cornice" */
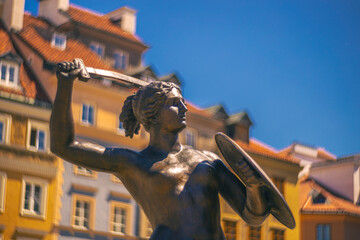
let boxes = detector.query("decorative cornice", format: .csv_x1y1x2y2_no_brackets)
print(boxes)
0,155,57,179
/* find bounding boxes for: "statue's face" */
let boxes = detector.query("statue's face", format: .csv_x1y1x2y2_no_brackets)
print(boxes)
158,88,187,133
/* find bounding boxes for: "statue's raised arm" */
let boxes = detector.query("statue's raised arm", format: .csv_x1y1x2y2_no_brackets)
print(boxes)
50,60,138,173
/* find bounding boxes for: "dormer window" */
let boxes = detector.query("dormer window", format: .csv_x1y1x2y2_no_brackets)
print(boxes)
0,60,19,88
90,42,104,58
114,51,128,70
52,33,67,50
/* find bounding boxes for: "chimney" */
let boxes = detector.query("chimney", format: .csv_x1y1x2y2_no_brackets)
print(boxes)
105,6,137,34
38,0,69,26
225,112,253,144
2,0,25,31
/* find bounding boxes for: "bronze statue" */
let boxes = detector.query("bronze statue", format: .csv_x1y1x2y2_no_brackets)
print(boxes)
50,60,294,240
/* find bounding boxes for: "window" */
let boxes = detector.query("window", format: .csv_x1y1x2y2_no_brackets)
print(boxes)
0,60,19,87
74,165,97,178
111,174,122,184
72,194,95,229
51,33,66,50
313,193,327,204
272,229,285,240
223,220,237,240
90,42,105,58
249,226,261,240
117,120,125,135
273,177,284,195
317,224,331,240
27,121,48,151
185,129,196,148
0,172,6,213
81,103,95,125
113,51,128,70
21,176,48,218
0,114,10,145
110,201,132,235
141,74,156,83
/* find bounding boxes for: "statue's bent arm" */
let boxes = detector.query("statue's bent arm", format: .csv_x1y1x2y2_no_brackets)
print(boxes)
214,160,267,226
50,67,137,173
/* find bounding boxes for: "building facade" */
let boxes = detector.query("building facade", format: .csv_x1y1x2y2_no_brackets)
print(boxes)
1,0,303,239
0,15,61,239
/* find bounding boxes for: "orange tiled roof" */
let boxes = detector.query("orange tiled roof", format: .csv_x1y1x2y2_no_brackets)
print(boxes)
0,23,50,104
19,14,114,71
186,101,213,118
300,178,360,217
66,5,144,45
236,139,300,164
278,144,336,161
317,148,336,160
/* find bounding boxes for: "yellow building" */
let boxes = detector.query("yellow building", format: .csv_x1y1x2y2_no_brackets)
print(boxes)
1,1,302,239
0,20,61,240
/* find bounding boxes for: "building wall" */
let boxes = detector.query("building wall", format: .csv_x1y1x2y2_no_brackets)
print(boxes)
301,214,346,240
310,163,354,202
0,100,61,240
58,161,139,238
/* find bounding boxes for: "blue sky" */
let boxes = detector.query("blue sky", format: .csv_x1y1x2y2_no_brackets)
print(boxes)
25,0,360,156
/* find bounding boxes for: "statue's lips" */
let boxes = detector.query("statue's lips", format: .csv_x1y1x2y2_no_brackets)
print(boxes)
179,115,186,121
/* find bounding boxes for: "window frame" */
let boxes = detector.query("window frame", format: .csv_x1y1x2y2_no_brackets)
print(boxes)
117,118,125,135
184,128,197,148
73,165,97,178
0,114,11,145
316,224,331,240
222,219,237,240
26,120,49,152
72,194,95,230
90,41,105,58
111,174,122,184
249,226,261,240
51,32,67,50
0,60,20,88
0,171,7,213
272,177,285,195
271,228,285,240
20,176,48,219
113,50,129,70
109,200,133,235
80,102,96,126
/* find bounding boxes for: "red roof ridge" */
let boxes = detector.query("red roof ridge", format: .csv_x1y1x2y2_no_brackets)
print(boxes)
300,178,360,216
69,3,104,17
250,138,279,153
235,139,300,164
66,5,145,45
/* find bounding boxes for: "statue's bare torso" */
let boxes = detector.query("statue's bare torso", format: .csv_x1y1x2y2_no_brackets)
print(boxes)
112,147,225,240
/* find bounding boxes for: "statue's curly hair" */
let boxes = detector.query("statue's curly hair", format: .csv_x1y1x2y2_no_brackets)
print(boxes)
119,81,181,138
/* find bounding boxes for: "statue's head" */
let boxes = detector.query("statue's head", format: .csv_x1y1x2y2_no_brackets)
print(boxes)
120,81,187,138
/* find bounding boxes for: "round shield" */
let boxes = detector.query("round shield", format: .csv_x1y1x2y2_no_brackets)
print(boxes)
215,132,295,229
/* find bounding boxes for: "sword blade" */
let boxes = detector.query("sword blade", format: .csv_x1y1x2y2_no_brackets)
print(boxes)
86,67,148,87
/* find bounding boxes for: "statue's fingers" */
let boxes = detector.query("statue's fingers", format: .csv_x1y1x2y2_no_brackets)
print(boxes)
73,59,81,69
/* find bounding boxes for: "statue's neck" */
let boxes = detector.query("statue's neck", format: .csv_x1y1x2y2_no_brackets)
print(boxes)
148,128,182,154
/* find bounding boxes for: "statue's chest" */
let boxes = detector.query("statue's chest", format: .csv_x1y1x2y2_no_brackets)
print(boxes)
147,150,209,192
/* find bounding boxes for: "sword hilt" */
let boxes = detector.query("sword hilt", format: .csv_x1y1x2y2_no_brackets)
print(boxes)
74,58,90,82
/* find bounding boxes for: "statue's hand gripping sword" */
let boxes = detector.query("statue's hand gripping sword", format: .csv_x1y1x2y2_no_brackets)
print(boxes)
57,58,148,87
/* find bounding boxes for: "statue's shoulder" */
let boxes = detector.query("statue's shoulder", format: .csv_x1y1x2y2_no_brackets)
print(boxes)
181,145,220,161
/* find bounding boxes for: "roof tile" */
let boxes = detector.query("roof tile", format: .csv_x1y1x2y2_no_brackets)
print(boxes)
67,5,144,45
19,14,115,71
0,23,50,104
236,139,301,164
300,178,360,217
